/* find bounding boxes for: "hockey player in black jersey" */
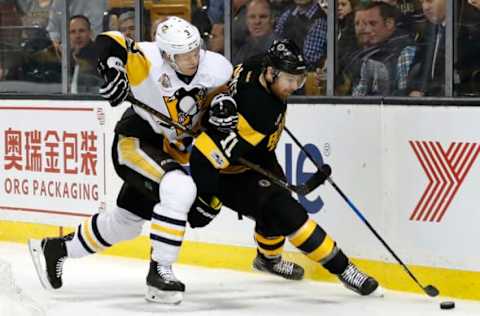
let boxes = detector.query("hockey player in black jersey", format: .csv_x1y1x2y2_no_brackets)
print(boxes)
188,39,381,296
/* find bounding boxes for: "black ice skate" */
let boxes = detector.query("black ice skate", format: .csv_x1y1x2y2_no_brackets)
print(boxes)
253,253,304,281
28,234,71,290
338,262,380,296
146,260,185,304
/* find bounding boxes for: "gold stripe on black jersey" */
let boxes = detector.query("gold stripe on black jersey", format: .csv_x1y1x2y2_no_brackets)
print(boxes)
194,132,230,169
289,219,337,263
117,136,165,182
237,114,265,146
255,234,285,257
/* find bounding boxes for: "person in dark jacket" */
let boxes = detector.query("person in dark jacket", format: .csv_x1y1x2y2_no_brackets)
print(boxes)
233,0,279,65
407,0,446,97
341,2,416,96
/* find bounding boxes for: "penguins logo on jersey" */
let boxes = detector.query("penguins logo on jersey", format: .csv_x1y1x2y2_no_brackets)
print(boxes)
163,87,207,134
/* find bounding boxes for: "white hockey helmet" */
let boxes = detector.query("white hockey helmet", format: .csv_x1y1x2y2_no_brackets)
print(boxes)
155,16,202,71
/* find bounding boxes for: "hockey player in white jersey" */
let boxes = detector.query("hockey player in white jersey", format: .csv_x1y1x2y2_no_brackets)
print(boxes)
28,16,233,305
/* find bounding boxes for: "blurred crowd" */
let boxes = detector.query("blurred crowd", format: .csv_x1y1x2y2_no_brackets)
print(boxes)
0,0,478,96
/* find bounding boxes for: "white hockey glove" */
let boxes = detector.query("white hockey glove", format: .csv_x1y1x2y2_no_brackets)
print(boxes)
98,56,130,107
188,195,222,228
208,93,239,133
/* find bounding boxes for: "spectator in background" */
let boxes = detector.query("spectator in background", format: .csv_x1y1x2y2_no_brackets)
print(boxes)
102,7,134,34
233,0,279,65
270,0,293,20
455,0,480,96
0,0,23,80
407,0,446,96
192,6,213,46
274,0,328,69
69,15,100,93
208,0,224,23
16,0,54,78
333,0,358,95
342,2,416,96
231,0,250,54
150,18,165,41
319,0,328,13
17,0,52,39
337,0,358,66
207,23,225,54
19,14,99,88
46,0,107,52
118,10,135,40
374,0,427,38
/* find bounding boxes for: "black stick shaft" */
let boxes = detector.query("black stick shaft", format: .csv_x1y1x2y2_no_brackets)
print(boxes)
283,126,437,296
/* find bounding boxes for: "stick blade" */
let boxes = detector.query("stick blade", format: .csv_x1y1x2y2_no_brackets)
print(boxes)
424,285,439,297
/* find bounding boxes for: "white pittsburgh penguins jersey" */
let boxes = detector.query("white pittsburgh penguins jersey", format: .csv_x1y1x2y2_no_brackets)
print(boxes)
103,31,233,149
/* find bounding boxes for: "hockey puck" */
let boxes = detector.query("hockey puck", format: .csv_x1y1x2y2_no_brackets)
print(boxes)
440,301,455,310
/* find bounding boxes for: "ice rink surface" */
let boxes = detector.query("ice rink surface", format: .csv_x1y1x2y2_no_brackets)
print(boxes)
1,241,479,316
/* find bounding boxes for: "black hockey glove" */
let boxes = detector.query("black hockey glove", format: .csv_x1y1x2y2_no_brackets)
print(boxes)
188,195,222,228
301,163,332,194
208,93,239,133
98,57,130,107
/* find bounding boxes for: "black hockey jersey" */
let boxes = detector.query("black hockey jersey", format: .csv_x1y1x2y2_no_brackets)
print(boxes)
190,56,287,193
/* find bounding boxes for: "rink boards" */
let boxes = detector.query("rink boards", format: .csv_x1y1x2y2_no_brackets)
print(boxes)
1,100,479,300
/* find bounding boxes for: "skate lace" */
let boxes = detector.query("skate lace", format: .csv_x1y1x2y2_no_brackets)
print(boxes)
56,257,66,278
273,260,294,276
156,265,178,282
341,264,367,288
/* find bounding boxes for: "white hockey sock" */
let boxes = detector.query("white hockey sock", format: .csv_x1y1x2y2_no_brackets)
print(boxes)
150,204,187,266
150,170,196,266
66,207,144,258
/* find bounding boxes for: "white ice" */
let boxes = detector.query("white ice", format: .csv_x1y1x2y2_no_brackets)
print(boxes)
1,241,479,316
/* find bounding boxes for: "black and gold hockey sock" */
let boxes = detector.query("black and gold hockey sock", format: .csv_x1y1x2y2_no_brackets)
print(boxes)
254,233,285,259
288,219,348,275
253,233,304,280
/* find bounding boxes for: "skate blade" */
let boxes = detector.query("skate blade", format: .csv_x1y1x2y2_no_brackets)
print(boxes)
28,239,53,291
145,286,183,305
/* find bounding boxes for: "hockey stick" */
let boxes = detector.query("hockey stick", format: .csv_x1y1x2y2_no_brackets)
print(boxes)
124,95,323,195
283,126,439,297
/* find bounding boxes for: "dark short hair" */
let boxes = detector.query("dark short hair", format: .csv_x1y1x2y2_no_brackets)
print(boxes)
354,2,399,22
70,14,91,30
247,0,273,14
